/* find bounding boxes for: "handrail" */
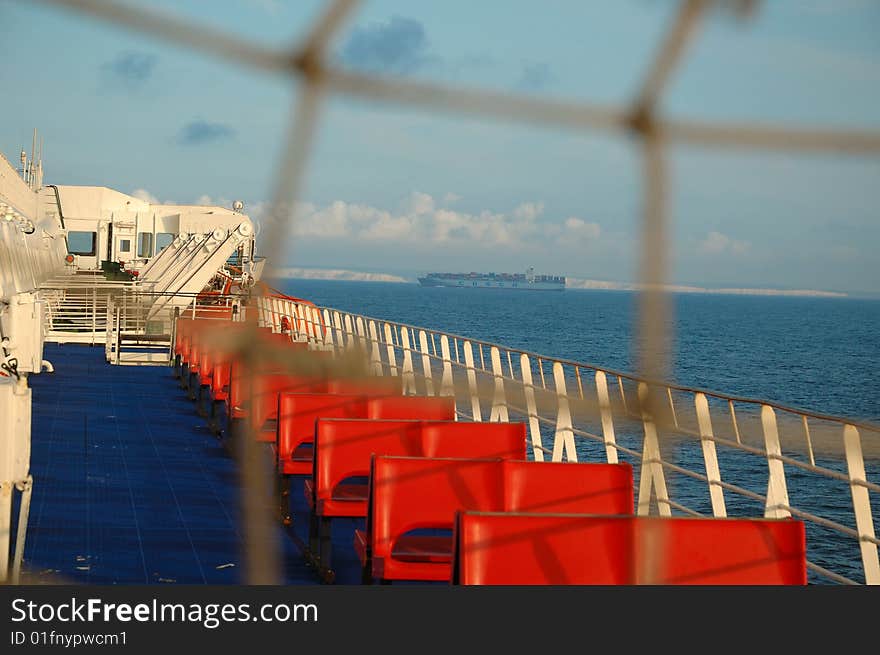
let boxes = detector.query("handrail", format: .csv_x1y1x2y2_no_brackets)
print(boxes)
300,303,880,433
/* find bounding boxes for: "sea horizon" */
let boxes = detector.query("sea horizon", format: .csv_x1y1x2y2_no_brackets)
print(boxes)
266,268,876,300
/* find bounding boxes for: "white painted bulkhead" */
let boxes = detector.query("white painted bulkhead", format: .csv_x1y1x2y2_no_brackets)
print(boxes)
54,185,255,272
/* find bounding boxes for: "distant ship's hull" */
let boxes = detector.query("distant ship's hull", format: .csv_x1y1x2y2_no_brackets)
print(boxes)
418,275,565,290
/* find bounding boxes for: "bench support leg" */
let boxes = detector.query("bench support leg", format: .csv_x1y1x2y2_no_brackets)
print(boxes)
196,384,210,416
318,516,333,572
278,475,291,526
187,371,200,401
361,563,373,585
307,512,319,565
208,399,225,436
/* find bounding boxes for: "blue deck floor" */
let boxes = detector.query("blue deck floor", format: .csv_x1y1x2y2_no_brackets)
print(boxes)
23,343,363,585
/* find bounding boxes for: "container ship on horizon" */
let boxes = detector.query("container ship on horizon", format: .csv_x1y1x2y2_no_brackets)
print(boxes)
417,267,565,291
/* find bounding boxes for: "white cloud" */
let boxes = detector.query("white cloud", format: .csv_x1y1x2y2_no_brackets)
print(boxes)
442,192,461,205
407,191,435,215
513,202,544,221
131,188,159,204
193,194,237,208
698,231,751,256
561,216,601,242
274,193,601,253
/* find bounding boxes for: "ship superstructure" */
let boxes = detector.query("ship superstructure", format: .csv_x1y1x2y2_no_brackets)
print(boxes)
418,267,565,290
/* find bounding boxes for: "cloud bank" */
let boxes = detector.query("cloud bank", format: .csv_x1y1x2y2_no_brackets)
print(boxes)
256,192,602,253
698,231,751,256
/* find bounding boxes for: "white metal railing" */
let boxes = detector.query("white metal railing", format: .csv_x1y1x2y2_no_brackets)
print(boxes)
39,276,240,357
253,294,880,586
40,277,144,345
106,290,241,365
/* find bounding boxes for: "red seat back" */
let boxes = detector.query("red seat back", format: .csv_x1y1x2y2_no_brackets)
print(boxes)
636,515,806,584
367,456,633,581
453,512,806,585
245,373,328,429
310,402,462,508
454,512,633,585
370,456,504,579
419,422,526,459
503,461,633,515
198,348,214,384
228,361,306,419
277,393,371,465
324,377,402,396
174,317,193,357
315,416,518,503
211,359,231,397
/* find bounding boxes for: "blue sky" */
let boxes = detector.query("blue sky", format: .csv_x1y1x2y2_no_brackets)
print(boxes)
1,0,879,294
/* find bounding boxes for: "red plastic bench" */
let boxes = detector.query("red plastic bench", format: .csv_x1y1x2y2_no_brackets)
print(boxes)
357,456,634,583
311,418,524,519
234,370,326,442
452,512,807,585
275,377,403,466
309,415,516,569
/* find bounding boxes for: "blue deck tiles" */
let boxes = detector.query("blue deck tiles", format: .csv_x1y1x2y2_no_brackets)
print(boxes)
23,343,325,585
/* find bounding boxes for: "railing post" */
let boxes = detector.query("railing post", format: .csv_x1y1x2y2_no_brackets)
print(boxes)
418,330,435,396
728,400,742,444
694,392,727,517
332,311,344,351
399,327,416,395
463,340,482,421
594,371,619,464
104,296,113,362
313,307,323,344
300,304,312,340
355,316,367,351
0,482,10,582
636,382,671,516
551,362,576,462
618,376,629,415
115,306,121,365
802,415,816,467
368,321,383,375
322,309,334,349
667,387,679,428
91,285,97,344
383,323,398,376
520,354,544,461
843,424,880,584
268,296,278,331
439,335,454,402
344,315,356,351
761,405,791,519
489,346,509,422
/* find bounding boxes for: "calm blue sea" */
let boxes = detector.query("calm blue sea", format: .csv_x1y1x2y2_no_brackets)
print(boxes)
274,279,879,583
276,279,880,422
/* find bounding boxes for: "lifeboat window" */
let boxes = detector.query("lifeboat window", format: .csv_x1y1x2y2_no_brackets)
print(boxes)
67,231,96,256
119,239,131,253
155,233,174,252
137,232,153,257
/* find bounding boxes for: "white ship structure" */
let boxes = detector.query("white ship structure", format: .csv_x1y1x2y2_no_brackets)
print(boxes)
418,267,565,290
